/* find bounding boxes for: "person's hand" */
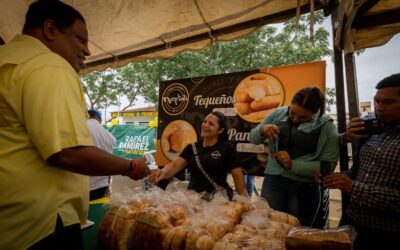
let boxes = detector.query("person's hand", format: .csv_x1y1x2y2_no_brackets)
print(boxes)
155,168,169,183
148,169,160,185
344,117,368,142
260,124,279,142
274,151,292,170
323,173,352,194
129,157,151,180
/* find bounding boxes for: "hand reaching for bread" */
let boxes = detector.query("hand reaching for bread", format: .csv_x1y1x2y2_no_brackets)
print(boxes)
148,167,169,185
130,157,151,180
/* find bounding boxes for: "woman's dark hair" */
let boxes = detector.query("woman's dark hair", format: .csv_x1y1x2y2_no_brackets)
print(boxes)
210,111,229,141
291,87,325,117
23,0,85,33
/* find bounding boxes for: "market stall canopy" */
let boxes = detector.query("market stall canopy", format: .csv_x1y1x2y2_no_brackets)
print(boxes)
335,0,400,54
0,0,326,74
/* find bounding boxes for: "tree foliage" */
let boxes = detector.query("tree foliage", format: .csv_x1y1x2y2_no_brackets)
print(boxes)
82,11,331,111
81,70,120,110
325,87,336,113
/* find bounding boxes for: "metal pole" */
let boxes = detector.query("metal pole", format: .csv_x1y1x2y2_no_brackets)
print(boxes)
344,53,360,119
331,4,349,173
331,0,351,213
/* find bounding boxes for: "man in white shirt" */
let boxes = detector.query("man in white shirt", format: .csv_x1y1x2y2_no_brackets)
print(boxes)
87,109,116,200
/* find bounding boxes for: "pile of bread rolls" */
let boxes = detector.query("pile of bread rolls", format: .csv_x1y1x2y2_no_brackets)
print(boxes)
99,187,352,250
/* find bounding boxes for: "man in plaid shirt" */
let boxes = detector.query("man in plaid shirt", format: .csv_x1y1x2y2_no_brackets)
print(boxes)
323,73,400,249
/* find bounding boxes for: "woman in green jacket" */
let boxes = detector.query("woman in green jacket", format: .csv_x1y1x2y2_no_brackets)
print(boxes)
249,87,339,226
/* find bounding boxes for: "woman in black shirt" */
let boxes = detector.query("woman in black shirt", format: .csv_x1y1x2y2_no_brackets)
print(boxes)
154,111,247,199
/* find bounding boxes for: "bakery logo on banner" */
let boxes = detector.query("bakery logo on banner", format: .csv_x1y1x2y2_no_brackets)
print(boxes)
161,83,189,116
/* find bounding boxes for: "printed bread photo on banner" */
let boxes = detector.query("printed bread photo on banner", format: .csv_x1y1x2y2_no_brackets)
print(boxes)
234,73,284,123
161,120,197,161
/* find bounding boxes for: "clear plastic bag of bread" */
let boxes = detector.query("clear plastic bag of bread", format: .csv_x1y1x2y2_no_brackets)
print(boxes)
214,229,285,250
97,186,185,250
212,196,298,249
97,189,156,250
285,225,356,250
173,196,248,250
240,196,299,228
104,186,199,250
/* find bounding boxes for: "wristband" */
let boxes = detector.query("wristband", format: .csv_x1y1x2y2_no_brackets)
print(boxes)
125,160,139,178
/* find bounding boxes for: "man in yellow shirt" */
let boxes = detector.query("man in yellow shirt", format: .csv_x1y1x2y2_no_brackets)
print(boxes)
0,1,150,249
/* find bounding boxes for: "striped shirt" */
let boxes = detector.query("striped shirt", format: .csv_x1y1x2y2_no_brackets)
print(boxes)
346,126,400,232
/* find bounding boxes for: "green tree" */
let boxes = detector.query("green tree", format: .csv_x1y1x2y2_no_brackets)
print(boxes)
81,69,121,112
82,11,331,111
326,87,336,113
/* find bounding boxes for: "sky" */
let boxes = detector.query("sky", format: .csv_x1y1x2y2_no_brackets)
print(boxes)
323,21,400,109
105,17,400,120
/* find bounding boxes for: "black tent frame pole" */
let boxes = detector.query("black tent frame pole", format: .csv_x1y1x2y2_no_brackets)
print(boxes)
344,53,360,120
331,1,350,211
331,3,349,171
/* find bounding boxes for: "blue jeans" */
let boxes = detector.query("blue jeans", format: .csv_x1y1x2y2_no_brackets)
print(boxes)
261,174,320,226
245,175,255,196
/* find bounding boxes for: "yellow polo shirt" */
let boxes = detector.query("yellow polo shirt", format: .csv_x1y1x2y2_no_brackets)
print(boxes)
0,35,94,249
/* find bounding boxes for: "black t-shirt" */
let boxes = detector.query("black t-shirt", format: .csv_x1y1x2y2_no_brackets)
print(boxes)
179,139,240,194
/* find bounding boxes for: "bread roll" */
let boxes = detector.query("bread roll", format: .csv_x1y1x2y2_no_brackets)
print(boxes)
248,85,266,101
161,138,171,154
131,221,164,250
162,227,176,250
98,205,140,250
205,222,231,241
127,197,152,210
235,88,252,103
167,203,187,223
220,205,240,224
235,102,252,115
169,127,196,153
265,79,281,95
230,231,250,244
243,109,273,121
233,224,256,234
258,227,286,241
171,226,190,250
135,207,172,229
269,210,300,226
161,123,179,152
185,228,209,250
195,235,214,250
285,226,353,250
219,232,233,242
250,95,280,111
